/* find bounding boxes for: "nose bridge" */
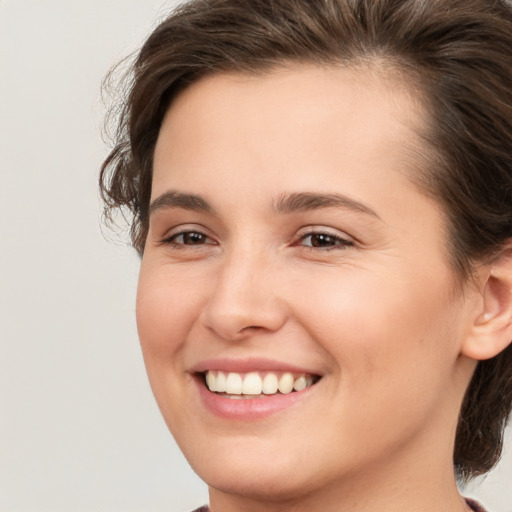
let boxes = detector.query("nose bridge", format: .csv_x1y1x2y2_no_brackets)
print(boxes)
202,241,286,340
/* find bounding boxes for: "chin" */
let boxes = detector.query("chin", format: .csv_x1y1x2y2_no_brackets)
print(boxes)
177,432,341,504
172,431,292,493
199,463,319,503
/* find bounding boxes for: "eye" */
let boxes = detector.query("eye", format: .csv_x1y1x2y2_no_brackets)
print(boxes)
163,230,216,246
298,231,353,249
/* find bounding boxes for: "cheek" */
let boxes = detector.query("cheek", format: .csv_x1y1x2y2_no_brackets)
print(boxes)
292,271,462,466
136,262,202,363
299,266,460,402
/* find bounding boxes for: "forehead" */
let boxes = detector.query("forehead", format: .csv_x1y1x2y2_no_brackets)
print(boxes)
153,64,428,193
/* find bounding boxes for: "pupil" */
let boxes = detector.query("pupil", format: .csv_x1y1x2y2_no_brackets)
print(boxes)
185,232,204,244
312,234,334,247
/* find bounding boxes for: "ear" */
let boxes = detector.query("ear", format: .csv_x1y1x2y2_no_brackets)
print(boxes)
461,247,512,361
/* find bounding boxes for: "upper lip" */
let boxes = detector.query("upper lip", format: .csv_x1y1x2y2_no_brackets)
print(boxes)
190,357,322,376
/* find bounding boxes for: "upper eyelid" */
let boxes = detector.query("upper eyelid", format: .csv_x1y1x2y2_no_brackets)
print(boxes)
160,223,213,237
295,226,354,240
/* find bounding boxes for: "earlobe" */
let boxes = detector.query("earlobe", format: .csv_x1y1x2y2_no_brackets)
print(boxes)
462,249,512,361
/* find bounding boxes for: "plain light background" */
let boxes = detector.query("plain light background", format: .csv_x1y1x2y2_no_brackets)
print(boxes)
0,1,510,511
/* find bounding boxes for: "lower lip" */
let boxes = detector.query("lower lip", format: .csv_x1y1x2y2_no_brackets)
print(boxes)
194,376,317,420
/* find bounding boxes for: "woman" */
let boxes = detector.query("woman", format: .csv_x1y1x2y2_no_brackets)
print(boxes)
100,0,512,510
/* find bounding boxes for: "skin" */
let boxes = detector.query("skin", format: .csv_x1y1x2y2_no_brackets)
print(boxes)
136,64,490,512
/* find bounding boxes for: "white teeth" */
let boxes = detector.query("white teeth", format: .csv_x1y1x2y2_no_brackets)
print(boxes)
278,372,294,394
225,372,243,394
242,372,262,395
262,373,278,394
204,370,317,396
206,371,215,390
216,371,227,392
293,376,307,391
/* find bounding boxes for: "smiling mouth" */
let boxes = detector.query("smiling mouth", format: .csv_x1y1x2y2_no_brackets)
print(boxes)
202,370,320,399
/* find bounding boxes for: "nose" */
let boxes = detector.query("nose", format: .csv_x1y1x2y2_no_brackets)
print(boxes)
200,248,288,341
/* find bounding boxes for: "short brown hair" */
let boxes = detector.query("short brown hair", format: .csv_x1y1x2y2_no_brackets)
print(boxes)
100,0,512,481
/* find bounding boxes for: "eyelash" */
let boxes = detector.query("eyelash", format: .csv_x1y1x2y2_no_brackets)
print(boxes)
161,230,216,247
296,231,354,251
161,229,353,251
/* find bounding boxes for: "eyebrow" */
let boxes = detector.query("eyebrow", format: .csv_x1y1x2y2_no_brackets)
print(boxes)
149,190,380,220
272,192,381,219
149,191,215,216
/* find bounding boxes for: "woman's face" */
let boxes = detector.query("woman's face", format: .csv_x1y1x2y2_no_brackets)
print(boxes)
137,65,476,502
